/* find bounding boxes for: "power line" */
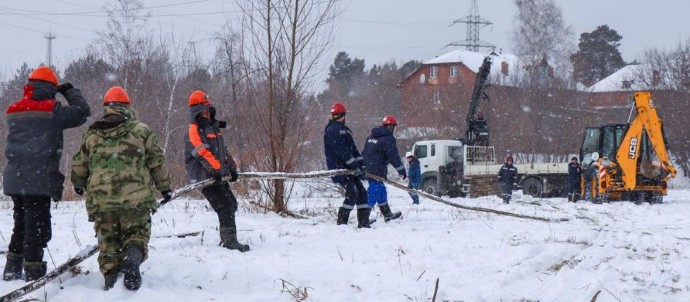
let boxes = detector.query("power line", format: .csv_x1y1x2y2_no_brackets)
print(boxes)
0,0,212,16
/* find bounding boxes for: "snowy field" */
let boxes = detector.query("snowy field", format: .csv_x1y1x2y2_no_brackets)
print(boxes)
0,180,689,302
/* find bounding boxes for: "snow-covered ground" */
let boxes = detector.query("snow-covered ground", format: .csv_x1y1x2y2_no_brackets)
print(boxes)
0,180,689,302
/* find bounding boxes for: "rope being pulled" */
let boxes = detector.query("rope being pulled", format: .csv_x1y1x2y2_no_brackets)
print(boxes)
367,174,568,223
159,169,567,222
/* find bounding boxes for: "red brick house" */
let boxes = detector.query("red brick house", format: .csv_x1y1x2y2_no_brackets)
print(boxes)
397,50,522,141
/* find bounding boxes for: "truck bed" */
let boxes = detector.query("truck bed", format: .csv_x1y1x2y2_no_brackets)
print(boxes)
464,162,569,177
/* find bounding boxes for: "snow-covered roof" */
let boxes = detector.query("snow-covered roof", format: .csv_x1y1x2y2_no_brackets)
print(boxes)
423,49,522,76
586,64,649,92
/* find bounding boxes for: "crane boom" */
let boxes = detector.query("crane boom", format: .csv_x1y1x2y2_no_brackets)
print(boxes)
464,56,492,146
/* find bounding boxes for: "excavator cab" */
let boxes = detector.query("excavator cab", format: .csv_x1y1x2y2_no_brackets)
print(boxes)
580,124,643,166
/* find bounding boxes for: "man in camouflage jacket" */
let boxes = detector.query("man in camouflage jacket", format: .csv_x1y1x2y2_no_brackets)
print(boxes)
71,86,171,291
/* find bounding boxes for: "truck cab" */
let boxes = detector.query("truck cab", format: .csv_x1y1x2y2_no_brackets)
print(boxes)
411,140,464,196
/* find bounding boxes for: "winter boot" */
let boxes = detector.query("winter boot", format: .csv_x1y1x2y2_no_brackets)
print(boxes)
2,252,23,281
220,227,250,252
122,245,144,290
103,268,120,291
356,208,372,229
23,261,47,282
336,207,351,225
379,204,402,222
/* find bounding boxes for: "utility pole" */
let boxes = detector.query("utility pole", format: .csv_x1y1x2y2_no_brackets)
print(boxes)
447,0,494,52
44,31,56,67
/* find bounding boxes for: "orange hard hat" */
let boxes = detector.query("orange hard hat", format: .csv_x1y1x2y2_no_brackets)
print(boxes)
103,86,131,104
29,66,58,87
188,90,211,106
382,115,397,126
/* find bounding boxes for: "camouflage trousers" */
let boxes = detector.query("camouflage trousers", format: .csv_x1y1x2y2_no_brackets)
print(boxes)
93,209,151,275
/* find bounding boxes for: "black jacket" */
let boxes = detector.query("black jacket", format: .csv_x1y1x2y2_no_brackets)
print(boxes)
362,126,405,179
324,120,363,183
3,81,91,201
184,104,237,183
568,162,582,182
497,163,518,188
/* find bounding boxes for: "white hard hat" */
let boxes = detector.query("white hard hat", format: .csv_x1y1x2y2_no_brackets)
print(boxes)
405,151,414,158
591,152,599,161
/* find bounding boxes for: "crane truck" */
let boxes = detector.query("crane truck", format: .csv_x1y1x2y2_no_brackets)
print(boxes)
580,91,677,203
411,55,569,198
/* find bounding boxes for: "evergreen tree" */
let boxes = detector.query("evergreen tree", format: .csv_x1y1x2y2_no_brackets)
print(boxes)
571,25,626,86
326,51,365,97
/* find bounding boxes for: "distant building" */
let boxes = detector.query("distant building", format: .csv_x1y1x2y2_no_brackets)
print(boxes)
397,50,522,133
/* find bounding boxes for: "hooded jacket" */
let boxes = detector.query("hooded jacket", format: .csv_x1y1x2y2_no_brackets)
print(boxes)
71,105,170,218
4,81,90,201
362,125,405,179
184,104,237,183
323,119,363,183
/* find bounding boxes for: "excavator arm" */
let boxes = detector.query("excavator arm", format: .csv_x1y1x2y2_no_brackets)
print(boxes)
615,91,677,190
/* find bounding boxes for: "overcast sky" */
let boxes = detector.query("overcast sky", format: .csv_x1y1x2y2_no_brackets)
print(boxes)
1,0,688,86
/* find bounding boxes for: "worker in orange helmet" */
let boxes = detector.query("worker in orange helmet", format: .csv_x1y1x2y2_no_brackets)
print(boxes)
183,90,249,252
3,66,91,282
71,86,171,290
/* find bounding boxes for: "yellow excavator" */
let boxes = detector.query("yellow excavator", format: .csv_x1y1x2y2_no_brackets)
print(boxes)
579,91,677,203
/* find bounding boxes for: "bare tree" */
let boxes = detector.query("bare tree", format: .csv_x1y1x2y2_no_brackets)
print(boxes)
235,0,340,214
511,0,575,81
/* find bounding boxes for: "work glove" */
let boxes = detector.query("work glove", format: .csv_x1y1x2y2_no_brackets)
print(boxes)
160,189,173,205
353,167,364,178
360,165,368,179
74,187,84,196
213,171,224,185
229,169,239,182
400,169,407,180
57,82,73,95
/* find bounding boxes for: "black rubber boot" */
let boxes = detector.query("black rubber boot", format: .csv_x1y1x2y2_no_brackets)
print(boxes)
220,227,250,252
336,207,351,225
3,252,23,281
23,261,46,282
379,204,402,222
357,208,372,228
103,268,120,291
122,246,144,290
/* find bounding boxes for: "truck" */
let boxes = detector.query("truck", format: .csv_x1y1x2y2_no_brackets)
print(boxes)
580,91,676,203
411,140,569,198
410,55,569,198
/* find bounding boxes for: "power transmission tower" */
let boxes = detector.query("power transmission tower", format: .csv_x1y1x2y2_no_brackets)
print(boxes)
44,31,56,67
447,0,494,52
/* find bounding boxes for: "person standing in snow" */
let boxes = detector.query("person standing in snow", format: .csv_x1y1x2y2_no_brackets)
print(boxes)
71,86,171,290
497,155,518,204
324,102,372,228
583,152,600,203
567,156,582,202
406,152,421,205
362,116,405,221
3,66,90,282
183,90,249,252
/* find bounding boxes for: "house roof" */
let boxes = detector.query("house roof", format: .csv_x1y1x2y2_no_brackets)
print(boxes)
399,49,523,86
586,64,649,92
424,50,521,76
